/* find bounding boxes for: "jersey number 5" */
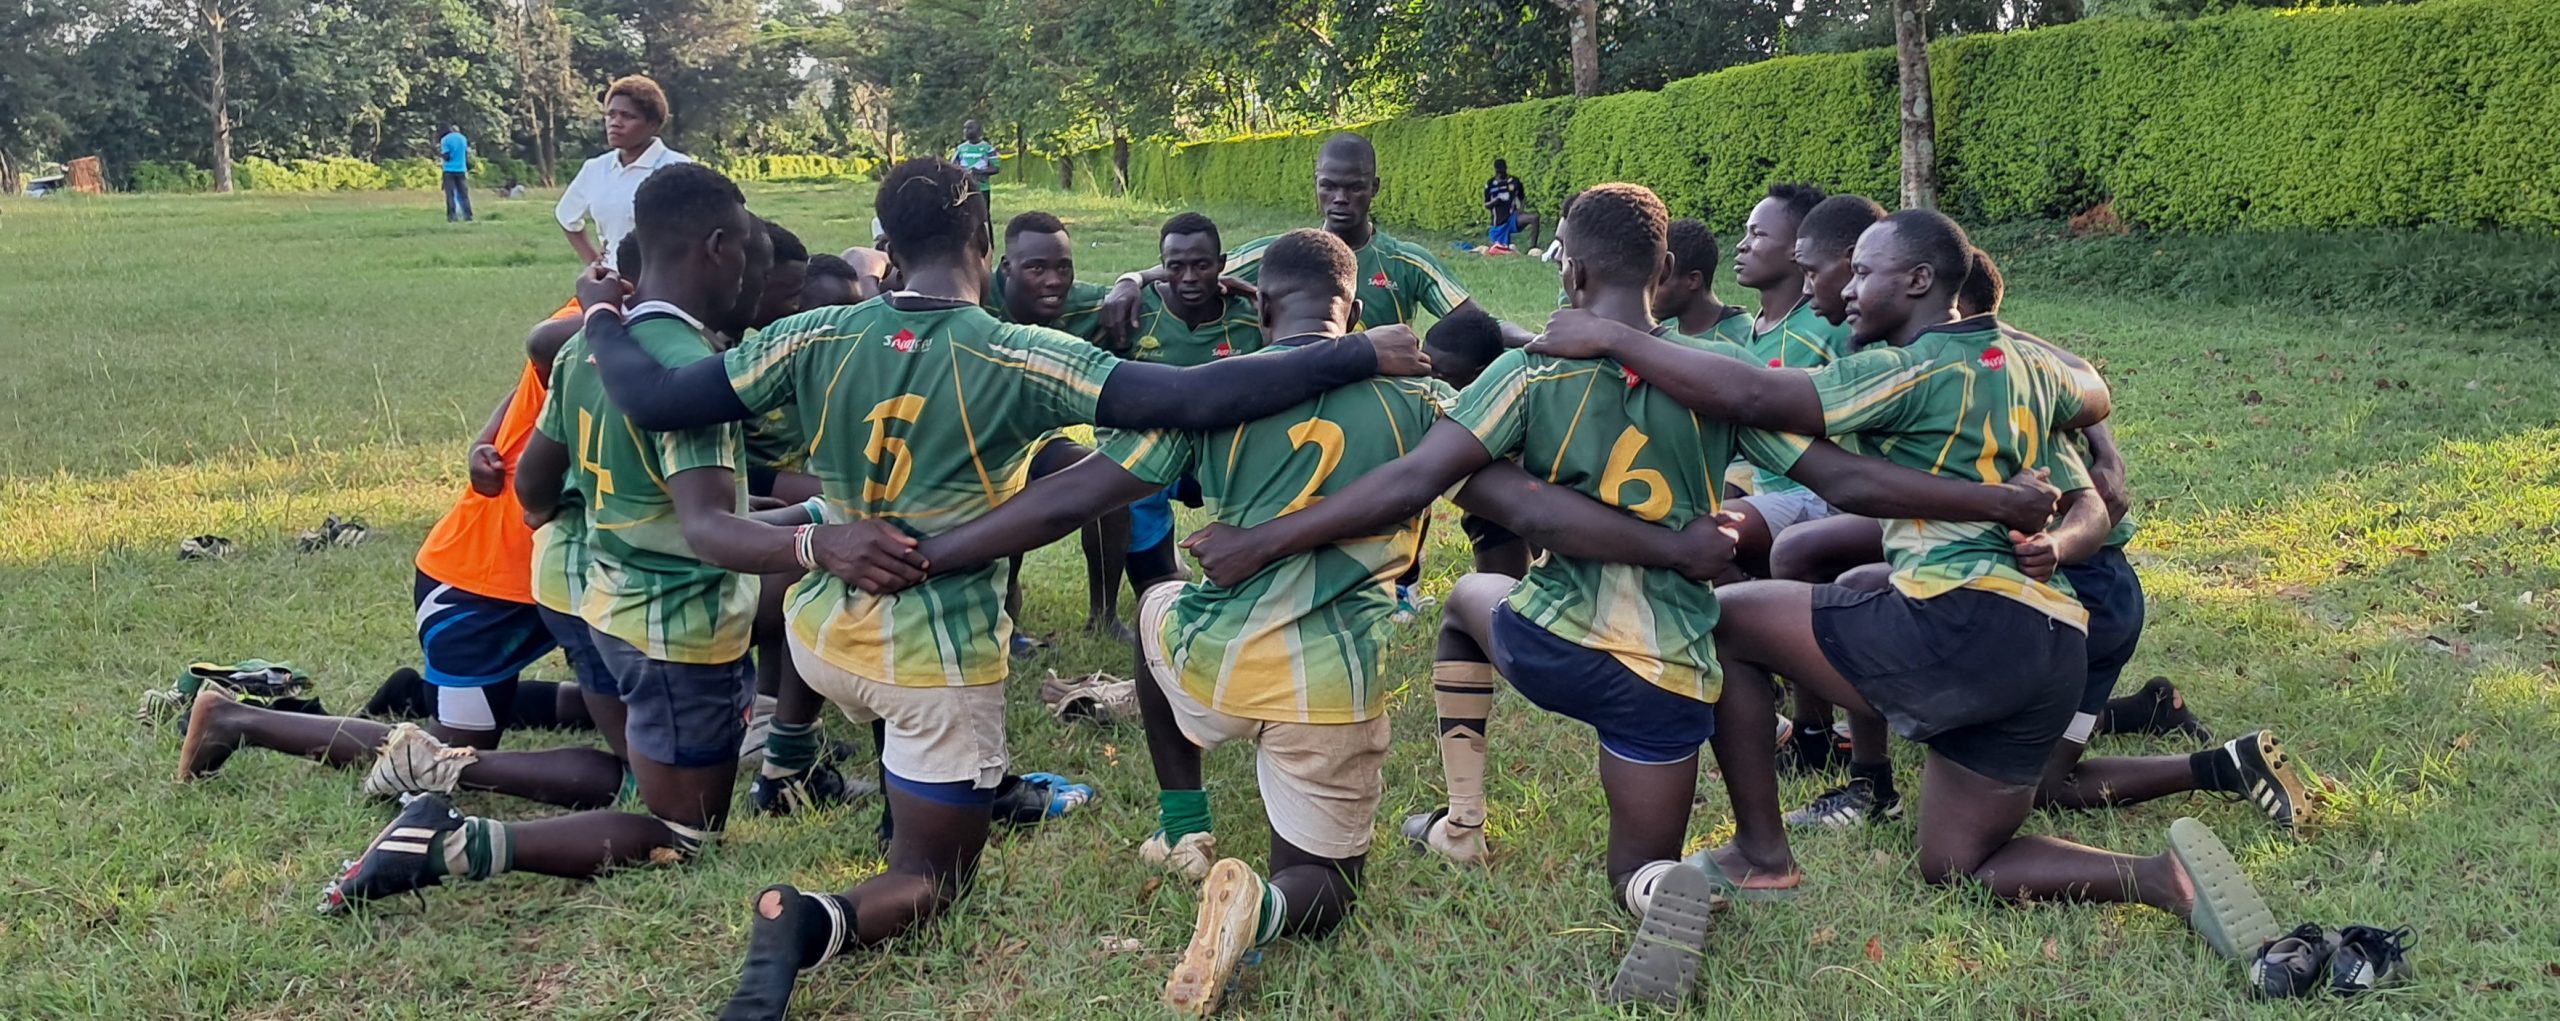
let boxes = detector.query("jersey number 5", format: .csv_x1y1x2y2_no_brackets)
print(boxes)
861,394,926,502
1279,417,1348,514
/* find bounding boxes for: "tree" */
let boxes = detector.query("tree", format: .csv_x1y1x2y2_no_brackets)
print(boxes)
0,0,88,195
1893,0,1937,210
1557,0,1598,98
140,0,263,192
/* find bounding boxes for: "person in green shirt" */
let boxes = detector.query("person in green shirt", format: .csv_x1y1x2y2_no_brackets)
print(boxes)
1651,218,1752,345
1111,212,1265,604
561,157,1430,1021
1726,183,1862,577
953,119,998,233
985,210,1137,645
1523,208,2290,967
318,164,828,916
1181,186,2066,1008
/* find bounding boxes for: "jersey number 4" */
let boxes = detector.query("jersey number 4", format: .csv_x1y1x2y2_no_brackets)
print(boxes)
575,408,617,496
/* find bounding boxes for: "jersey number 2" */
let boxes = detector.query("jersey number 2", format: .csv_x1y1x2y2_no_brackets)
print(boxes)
1279,417,1348,514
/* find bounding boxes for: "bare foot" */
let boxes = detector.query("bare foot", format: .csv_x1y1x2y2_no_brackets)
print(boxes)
2146,849,2199,918
1699,842,1802,893
175,685,241,781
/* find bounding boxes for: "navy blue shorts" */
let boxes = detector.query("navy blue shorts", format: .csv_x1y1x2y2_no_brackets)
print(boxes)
414,572,553,689
1489,603,1715,765
1811,585,2082,786
1129,486,1176,552
535,606,618,698
589,629,754,769
2061,546,2146,717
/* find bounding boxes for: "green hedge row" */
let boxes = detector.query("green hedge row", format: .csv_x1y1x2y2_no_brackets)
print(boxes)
1074,0,2559,234
120,152,866,193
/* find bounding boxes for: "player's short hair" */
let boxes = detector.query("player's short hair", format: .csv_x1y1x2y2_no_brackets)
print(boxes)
1426,306,1505,368
1559,188,1588,222
1562,183,1668,285
1798,194,1887,259
1877,209,1974,293
631,163,745,254
1005,210,1067,246
606,75,669,125
1958,246,2006,317
1256,228,1357,303
806,252,859,284
614,234,644,278
1318,132,1377,170
873,158,985,263
760,219,807,264
1765,182,1828,227
1159,211,1221,252
1665,218,1719,281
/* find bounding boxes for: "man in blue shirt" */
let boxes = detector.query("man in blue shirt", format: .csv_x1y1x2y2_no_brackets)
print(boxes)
440,124,473,223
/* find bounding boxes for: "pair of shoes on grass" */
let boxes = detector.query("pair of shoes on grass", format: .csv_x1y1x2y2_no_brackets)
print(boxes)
2249,922,2415,998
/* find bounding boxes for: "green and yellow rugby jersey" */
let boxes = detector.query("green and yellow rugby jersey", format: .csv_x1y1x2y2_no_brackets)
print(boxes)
1227,226,1468,329
984,270,1112,343
1746,299,1858,496
1452,330,1810,704
722,297,1122,687
1805,315,2096,629
1127,286,1263,365
528,489,587,615
1102,351,1455,724
534,311,756,664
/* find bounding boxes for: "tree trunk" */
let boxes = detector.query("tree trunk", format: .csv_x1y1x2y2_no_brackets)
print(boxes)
1569,0,1599,98
1013,123,1025,182
1894,0,1938,211
207,8,234,194
1111,133,1129,196
1,150,19,198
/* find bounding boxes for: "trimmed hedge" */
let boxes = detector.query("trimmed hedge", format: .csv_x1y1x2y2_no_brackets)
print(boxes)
131,160,212,193
109,152,859,193
1069,0,2560,235
717,154,876,184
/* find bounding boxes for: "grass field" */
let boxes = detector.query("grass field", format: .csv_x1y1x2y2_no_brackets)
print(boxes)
3,182,2557,1020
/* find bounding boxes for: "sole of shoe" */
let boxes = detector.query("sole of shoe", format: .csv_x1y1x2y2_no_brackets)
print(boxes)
1400,810,1488,867
1164,858,1261,1016
175,684,237,782
1608,863,1717,1006
2168,817,2282,959
2232,731,2311,830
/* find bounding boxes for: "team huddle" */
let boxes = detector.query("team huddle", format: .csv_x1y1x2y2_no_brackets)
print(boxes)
170,117,2418,1016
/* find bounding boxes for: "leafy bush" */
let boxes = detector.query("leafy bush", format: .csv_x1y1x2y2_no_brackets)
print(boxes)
380,158,442,190
718,153,875,184
1076,0,2559,235
234,156,391,192
130,160,211,193
476,155,539,187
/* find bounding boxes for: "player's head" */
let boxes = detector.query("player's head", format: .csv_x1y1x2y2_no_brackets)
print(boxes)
1793,193,1886,326
873,157,990,281
1493,158,1508,176
1158,212,1226,311
614,233,644,279
1957,246,2006,318
1425,306,1505,390
742,217,808,330
1844,209,1973,345
1314,133,1379,236
963,119,983,142
999,210,1074,324
630,163,751,325
801,253,865,309
1254,228,1360,339
1555,183,1669,311
1651,218,1721,321
604,75,669,150
444,123,459,136
1735,182,1826,290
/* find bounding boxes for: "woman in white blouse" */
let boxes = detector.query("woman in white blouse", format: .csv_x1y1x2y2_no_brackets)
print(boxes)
555,74,692,270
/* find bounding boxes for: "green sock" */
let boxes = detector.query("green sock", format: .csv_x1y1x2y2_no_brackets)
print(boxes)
617,768,640,808
1158,789,1211,841
1254,880,1287,946
432,817,514,882
762,720,822,779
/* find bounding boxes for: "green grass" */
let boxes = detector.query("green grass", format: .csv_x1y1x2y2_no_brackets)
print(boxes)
3,183,2557,1019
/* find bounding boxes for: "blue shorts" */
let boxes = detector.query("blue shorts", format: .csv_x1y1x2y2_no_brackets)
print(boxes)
1489,603,1715,765
589,629,754,768
414,572,553,689
536,606,618,698
2060,546,2146,716
1129,486,1176,552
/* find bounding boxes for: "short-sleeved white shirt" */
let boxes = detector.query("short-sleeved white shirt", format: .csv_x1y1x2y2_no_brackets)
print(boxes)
555,139,692,269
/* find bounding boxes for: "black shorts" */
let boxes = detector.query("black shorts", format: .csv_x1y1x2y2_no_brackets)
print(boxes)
1490,604,1715,765
1811,585,2083,786
589,629,754,769
1460,512,1518,550
2060,547,2146,718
